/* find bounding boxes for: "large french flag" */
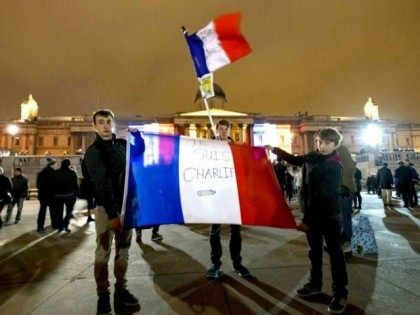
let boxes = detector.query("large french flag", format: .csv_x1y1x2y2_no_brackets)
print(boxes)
185,12,252,78
123,132,297,229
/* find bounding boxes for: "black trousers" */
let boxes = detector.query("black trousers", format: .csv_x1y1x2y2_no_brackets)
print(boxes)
306,216,348,298
353,191,362,208
210,224,242,267
55,196,76,231
37,198,57,229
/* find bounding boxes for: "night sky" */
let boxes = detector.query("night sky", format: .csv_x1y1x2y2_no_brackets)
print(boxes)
1,1,419,122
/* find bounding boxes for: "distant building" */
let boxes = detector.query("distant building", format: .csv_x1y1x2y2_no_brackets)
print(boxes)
1,88,419,157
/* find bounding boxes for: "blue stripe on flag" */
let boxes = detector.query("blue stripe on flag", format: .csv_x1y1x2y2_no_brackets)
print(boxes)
186,33,210,77
124,132,184,228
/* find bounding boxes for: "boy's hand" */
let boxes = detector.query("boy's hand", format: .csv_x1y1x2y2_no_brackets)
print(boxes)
297,222,309,233
109,217,123,231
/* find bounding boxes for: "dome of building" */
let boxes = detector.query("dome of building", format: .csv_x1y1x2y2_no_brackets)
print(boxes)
194,83,227,103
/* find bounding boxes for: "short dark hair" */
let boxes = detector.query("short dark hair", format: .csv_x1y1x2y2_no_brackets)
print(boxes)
92,109,114,124
217,119,230,128
61,158,71,169
383,162,388,167
316,128,342,146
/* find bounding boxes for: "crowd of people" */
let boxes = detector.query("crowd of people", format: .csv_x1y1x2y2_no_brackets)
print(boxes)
0,109,419,315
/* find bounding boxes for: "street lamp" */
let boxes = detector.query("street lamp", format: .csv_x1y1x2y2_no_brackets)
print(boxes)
6,124,20,155
362,123,383,152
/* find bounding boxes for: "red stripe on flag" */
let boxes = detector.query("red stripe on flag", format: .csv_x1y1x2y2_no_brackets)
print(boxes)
230,144,297,229
213,12,252,63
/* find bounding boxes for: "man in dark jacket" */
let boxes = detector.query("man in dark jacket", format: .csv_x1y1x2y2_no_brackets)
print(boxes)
52,158,78,233
0,167,12,228
394,161,414,208
36,157,57,231
84,109,140,314
5,167,28,224
376,162,393,206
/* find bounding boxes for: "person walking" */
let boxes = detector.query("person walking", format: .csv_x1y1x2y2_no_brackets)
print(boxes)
267,127,348,314
5,167,28,224
36,157,58,231
85,109,140,314
376,163,393,206
206,119,251,279
52,159,78,233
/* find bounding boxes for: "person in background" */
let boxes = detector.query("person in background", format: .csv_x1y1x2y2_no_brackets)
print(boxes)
353,164,362,210
36,157,58,232
5,167,28,224
366,173,376,194
0,167,12,228
53,158,78,233
336,145,356,255
376,162,393,206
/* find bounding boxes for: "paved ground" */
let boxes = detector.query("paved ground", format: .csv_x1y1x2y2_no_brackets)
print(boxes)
0,192,419,315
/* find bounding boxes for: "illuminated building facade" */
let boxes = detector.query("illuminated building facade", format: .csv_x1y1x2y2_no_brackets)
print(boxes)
1,89,419,158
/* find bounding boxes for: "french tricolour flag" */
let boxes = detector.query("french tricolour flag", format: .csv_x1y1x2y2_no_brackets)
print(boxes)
123,132,297,229
185,12,252,78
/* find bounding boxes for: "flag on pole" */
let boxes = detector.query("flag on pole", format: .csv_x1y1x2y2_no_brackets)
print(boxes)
123,132,297,229
184,12,252,78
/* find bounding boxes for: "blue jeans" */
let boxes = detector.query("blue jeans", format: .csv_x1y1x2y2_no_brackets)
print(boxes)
6,197,25,222
340,194,353,242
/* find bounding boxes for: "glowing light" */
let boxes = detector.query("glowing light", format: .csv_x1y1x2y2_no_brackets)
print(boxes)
6,124,19,136
362,124,382,145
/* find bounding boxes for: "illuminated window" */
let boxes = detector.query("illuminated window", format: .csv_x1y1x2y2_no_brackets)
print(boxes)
53,137,58,146
38,137,44,146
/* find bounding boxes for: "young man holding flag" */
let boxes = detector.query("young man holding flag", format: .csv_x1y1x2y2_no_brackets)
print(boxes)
206,119,251,279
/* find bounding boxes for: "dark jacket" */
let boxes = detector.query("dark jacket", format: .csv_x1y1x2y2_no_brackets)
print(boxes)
0,174,12,200
36,165,56,200
272,147,342,224
376,166,393,189
394,165,413,191
52,166,78,197
84,134,127,220
354,168,362,192
11,174,29,199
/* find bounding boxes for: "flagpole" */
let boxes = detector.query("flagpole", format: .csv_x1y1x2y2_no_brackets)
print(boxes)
203,97,217,137
182,26,218,138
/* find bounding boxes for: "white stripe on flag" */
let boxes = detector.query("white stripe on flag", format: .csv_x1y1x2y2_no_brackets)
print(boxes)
178,137,241,224
196,22,231,72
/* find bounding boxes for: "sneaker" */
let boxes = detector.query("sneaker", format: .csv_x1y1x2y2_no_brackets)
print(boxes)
296,282,322,297
206,264,222,279
64,228,71,234
151,232,163,242
328,296,347,314
37,227,45,233
114,288,140,313
14,220,20,224
233,264,251,278
97,292,111,315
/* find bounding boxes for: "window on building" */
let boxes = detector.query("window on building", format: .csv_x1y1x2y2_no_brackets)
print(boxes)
53,137,58,146
68,136,71,146
38,137,44,146
406,138,410,146
15,137,20,146
351,135,355,144
235,133,240,142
